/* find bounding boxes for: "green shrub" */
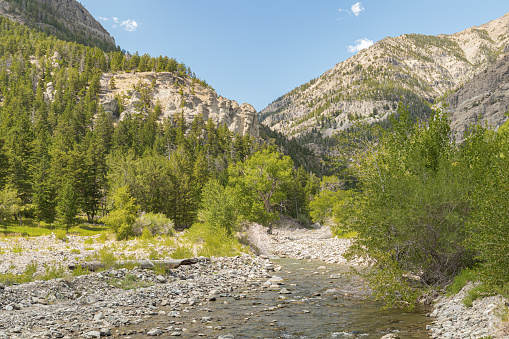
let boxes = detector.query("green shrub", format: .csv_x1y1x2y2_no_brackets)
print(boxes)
98,247,116,269
133,212,174,237
71,265,90,277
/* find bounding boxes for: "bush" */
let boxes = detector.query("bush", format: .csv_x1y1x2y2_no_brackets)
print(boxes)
339,105,477,309
132,212,174,237
102,186,139,240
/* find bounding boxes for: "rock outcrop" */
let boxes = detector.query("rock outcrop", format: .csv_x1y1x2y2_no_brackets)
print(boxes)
261,12,509,140
0,0,115,50
99,72,259,138
446,52,509,142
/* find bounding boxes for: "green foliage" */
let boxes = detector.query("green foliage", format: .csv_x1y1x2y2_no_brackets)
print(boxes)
102,186,139,240
133,212,174,237
199,179,240,235
71,265,90,277
229,149,294,233
185,222,245,257
0,262,38,286
40,264,67,281
466,125,509,287
339,104,478,309
171,245,195,259
462,284,496,307
97,247,117,269
0,186,22,227
56,180,79,232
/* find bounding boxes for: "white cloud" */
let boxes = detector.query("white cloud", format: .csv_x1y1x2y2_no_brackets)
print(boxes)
120,19,139,32
347,38,373,53
113,17,119,23
351,2,364,17
98,16,109,21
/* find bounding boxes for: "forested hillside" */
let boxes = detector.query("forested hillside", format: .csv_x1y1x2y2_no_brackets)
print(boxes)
0,16,320,243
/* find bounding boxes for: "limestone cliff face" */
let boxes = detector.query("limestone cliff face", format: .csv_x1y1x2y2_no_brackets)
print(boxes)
0,0,115,50
262,12,509,139
446,52,509,142
98,72,259,138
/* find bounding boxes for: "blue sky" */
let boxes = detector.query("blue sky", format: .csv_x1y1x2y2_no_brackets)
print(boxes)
79,1,509,111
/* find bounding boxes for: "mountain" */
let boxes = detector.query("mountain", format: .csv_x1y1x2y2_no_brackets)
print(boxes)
0,0,116,51
447,52,509,141
261,12,509,141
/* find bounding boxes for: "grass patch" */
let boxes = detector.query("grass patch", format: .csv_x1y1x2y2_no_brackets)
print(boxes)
71,265,90,277
0,262,38,286
40,264,68,281
184,222,247,258
0,220,107,237
447,268,478,296
108,274,153,290
171,245,195,259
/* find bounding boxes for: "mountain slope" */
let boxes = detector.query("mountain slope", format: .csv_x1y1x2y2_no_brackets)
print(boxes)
261,12,509,140
447,52,509,141
0,0,116,51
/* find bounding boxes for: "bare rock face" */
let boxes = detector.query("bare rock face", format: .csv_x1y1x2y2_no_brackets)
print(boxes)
446,52,509,142
99,72,259,138
0,0,115,49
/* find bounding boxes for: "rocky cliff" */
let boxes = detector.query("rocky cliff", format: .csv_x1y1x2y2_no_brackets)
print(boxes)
97,72,259,138
261,12,509,140
446,52,509,142
0,0,115,51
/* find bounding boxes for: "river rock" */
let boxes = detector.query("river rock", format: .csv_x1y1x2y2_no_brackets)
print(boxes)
100,328,111,336
85,331,101,338
279,288,291,294
147,328,163,336
380,334,400,339
156,275,167,283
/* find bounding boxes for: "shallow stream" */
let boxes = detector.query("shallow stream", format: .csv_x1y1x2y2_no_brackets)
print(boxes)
120,258,432,338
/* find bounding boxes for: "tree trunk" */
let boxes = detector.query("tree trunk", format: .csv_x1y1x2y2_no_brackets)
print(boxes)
68,258,204,272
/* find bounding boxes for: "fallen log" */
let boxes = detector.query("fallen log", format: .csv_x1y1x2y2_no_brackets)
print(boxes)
68,258,203,271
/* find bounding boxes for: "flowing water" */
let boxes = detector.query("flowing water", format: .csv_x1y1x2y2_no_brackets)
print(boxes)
121,258,432,338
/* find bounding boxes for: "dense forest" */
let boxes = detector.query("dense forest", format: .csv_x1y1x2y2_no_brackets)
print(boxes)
0,16,318,242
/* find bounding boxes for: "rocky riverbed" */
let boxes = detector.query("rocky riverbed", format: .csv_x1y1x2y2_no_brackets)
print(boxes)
267,223,509,339
0,253,270,339
1,224,508,338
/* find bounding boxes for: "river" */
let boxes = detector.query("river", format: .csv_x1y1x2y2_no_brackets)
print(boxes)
119,258,432,338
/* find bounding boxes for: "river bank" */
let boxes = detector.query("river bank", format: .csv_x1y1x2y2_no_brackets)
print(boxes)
266,223,509,339
1,224,508,338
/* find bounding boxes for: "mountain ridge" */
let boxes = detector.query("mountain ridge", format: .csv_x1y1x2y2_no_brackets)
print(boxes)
261,12,509,141
0,0,116,51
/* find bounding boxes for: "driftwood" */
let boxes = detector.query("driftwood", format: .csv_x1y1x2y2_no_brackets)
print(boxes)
68,258,202,272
